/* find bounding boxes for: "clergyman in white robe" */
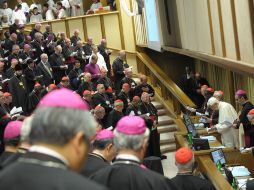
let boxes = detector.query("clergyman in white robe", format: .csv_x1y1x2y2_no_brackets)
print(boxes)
69,0,84,16
208,97,239,148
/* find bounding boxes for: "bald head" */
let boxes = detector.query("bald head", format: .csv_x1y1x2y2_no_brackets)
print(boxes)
119,50,126,60
87,37,93,45
35,23,42,31
140,75,148,84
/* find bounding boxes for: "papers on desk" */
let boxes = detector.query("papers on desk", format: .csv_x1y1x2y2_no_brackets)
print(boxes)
237,178,253,189
210,146,226,149
200,135,216,141
228,166,251,177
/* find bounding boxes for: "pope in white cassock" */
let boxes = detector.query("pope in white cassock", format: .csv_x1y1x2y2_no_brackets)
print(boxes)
207,97,238,148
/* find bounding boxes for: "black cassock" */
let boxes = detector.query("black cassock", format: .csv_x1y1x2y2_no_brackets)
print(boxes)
98,45,111,77
49,53,66,85
68,68,83,90
172,174,216,190
91,159,179,190
106,109,123,128
0,107,11,154
92,93,113,114
138,102,161,158
0,152,107,190
112,58,129,93
80,153,109,178
28,90,41,113
8,75,28,113
134,83,155,97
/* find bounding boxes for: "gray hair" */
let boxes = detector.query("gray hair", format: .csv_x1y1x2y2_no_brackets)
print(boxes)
21,116,33,142
213,91,222,100
113,128,150,151
176,157,195,171
29,107,96,146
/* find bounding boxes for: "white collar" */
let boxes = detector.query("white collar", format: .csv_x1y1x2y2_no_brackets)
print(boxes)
116,154,140,162
29,145,69,166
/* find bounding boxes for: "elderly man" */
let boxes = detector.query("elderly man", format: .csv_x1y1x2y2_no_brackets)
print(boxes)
75,40,87,70
134,74,155,97
31,32,45,64
96,68,113,91
70,30,81,47
81,129,116,177
8,64,29,113
93,105,106,129
0,89,106,190
49,45,68,84
89,45,107,71
126,96,141,116
244,109,254,148
83,37,93,56
117,83,132,114
234,90,254,147
120,67,137,89
172,147,215,190
68,60,83,90
91,116,178,190
207,97,238,148
36,53,54,87
77,72,93,96
82,90,93,109
106,99,124,129
85,54,101,87
92,84,112,114
139,92,160,157
98,39,112,77
30,23,42,40
112,50,129,93
0,121,23,164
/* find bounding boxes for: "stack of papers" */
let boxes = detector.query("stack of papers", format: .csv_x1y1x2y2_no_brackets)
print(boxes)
228,166,251,177
200,135,216,141
237,178,254,188
210,146,226,149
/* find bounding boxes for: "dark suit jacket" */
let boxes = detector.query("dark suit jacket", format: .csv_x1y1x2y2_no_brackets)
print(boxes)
23,67,37,92
0,152,107,190
36,62,53,87
49,53,65,84
31,40,45,64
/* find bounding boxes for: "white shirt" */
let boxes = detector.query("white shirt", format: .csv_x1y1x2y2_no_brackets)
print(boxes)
30,13,43,23
0,8,12,23
215,101,238,148
11,9,26,24
61,0,70,9
46,10,55,21
89,52,108,71
57,8,67,19
90,2,102,11
29,145,69,166
19,2,30,13
30,3,42,13
116,154,140,162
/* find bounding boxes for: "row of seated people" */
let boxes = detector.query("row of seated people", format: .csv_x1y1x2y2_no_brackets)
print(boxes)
0,87,217,190
0,0,115,26
0,22,161,159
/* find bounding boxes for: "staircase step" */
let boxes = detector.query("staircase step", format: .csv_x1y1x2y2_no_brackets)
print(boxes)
160,132,175,145
151,101,163,110
158,115,174,126
157,124,177,133
157,109,167,116
160,144,176,154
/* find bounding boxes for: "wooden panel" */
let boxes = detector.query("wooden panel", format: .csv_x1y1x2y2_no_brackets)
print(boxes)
126,53,137,74
175,0,188,48
85,17,103,45
67,19,85,41
235,0,254,64
220,0,237,60
183,0,198,51
194,0,212,54
119,0,136,52
51,21,67,36
103,14,122,50
209,0,223,56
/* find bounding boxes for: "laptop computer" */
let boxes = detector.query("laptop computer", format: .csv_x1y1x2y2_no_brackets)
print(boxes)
192,138,210,151
210,148,226,166
182,114,198,137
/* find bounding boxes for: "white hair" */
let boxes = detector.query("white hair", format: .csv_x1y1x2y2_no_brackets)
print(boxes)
113,128,150,151
21,117,33,142
207,97,219,107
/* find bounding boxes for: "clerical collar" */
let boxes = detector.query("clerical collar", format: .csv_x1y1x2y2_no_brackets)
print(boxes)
90,152,107,162
29,145,69,166
116,154,140,163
